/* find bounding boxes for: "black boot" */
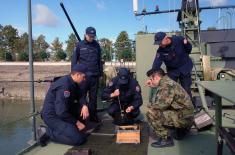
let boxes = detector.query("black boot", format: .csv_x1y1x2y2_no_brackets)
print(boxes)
172,128,188,140
151,137,174,148
37,125,50,147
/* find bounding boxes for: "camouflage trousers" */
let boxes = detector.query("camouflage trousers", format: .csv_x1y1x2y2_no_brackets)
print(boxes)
146,108,193,139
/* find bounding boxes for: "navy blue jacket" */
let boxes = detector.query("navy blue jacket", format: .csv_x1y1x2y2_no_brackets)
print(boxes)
41,75,86,124
71,39,103,77
152,35,193,75
101,77,143,109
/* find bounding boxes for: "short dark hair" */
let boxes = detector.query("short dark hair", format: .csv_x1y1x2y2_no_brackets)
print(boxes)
146,68,165,77
153,69,165,77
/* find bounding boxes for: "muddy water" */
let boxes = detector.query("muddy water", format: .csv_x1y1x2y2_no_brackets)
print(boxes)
0,100,43,155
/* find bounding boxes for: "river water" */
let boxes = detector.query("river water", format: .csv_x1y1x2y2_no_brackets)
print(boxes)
0,93,107,155
0,99,43,155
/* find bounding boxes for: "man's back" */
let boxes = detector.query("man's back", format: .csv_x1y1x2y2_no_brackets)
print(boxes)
41,75,82,119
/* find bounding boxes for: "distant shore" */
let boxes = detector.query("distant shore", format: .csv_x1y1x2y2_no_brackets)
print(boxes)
0,62,71,100
0,61,136,101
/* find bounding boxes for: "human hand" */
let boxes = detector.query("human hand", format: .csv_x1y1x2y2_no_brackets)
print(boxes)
80,105,89,120
126,106,134,113
111,89,120,98
76,120,85,131
145,79,154,87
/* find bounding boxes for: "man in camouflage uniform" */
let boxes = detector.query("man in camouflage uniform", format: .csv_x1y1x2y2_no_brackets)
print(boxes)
146,68,194,148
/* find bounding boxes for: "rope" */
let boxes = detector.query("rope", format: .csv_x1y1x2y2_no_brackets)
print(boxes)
117,95,124,118
218,9,221,29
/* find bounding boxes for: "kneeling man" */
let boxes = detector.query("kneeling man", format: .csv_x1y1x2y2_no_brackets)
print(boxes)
102,68,143,125
146,68,194,148
39,64,89,146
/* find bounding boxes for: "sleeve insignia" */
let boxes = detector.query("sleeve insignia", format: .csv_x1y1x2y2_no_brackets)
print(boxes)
64,90,70,98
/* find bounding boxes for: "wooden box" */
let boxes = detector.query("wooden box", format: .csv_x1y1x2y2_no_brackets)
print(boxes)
116,125,140,144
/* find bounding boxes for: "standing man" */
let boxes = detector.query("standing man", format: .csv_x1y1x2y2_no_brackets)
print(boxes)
146,68,194,148
150,32,193,100
71,27,103,122
101,68,143,125
39,64,89,146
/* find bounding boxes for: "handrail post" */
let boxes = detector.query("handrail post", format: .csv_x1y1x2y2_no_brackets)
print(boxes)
28,0,37,141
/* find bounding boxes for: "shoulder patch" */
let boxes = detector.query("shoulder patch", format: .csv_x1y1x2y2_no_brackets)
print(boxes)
108,81,113,87
135,86,140,92
64,90,70,98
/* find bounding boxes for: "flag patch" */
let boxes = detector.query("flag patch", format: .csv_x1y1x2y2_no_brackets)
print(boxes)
64,90,70,98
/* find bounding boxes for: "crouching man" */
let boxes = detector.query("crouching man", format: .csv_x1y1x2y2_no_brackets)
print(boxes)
38,64,90,146
146,68,194,148
101,68,143,125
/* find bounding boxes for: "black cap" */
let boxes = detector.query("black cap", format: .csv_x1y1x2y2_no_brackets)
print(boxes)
154,32,166,45
118,68,130,85
86,27,96,37
72,64,88,74
146,68,165,77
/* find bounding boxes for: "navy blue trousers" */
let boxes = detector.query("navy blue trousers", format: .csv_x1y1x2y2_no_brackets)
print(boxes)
87,76,99,118
43,117,87,146
168,72,192,100
42,104,86,146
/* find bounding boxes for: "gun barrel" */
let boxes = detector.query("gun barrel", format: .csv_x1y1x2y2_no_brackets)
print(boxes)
60,2,81,42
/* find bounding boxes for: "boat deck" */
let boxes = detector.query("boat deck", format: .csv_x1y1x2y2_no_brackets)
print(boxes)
19,106,235,155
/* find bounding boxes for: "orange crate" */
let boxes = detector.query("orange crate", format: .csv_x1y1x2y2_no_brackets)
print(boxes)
116,125,140,144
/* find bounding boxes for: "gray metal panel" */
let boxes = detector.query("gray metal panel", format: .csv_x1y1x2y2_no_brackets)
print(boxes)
136,34,157,103
200,29,235,43
209,42,235,58
224,60,235,69
196,81,235,104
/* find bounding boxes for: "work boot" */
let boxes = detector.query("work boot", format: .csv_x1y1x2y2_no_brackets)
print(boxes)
37,125,50,147
172,128,188,140
149,128,161,142
151,137,174,148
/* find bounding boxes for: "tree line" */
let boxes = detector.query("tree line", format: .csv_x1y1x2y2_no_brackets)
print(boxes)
0,24,135,62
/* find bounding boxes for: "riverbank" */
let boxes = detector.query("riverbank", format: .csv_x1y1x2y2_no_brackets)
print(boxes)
0,62,71,100
0,61,136,100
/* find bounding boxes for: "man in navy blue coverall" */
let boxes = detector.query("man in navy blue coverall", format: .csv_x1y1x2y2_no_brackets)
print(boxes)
101,68,143,125
71,27,103,122
147,32,193,100
39,64,89,146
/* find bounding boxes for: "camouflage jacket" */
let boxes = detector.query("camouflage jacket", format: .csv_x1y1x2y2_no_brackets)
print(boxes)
150,76,194,117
